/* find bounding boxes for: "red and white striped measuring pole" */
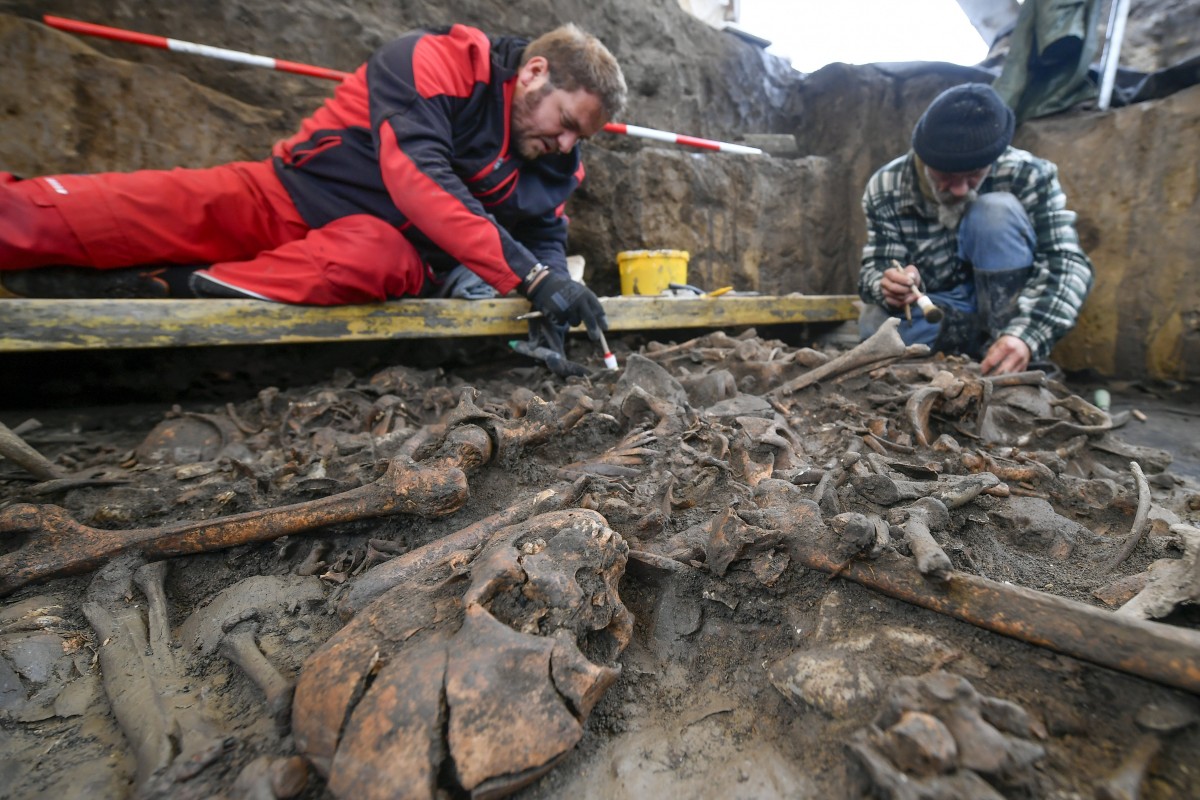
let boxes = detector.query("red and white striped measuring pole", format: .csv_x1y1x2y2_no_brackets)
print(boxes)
43,15,763,156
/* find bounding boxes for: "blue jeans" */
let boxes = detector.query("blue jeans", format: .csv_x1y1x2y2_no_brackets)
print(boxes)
860,192,1036,349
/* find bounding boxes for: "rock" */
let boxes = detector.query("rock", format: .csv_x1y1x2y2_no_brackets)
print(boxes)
1093,572,1150,607
882,710,958,777
704,394,773,420
678,370,737,409
851,672,1046,797
768,644,882,716
0,655,25,711
1,633,69,684
988,495,1098,557
612,354,690,409
53,674,98,718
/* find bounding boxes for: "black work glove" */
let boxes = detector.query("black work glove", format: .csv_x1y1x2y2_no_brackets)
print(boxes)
521,266,608,341
512,317,590,377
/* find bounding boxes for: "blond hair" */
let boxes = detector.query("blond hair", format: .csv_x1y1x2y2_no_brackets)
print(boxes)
523,24,627,120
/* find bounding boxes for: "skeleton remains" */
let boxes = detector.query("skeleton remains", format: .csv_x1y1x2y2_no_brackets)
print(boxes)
1,322,1198,798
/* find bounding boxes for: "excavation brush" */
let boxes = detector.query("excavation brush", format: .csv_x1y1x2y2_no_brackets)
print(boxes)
42,15,763,156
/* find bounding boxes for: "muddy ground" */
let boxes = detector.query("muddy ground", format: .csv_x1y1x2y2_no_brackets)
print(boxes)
1,325,1199,800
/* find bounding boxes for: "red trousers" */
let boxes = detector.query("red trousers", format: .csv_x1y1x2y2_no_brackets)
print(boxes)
0,161,425,304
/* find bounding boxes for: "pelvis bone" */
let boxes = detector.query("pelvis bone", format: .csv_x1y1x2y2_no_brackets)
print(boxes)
292,509,632,800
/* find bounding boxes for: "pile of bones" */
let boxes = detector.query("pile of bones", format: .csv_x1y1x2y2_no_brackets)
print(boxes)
0,317,1197,800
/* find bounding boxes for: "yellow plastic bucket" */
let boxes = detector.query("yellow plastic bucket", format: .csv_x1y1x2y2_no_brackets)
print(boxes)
617,250,689,296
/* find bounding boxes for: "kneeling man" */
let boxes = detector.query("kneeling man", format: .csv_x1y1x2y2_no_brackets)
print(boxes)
857,83,1093,375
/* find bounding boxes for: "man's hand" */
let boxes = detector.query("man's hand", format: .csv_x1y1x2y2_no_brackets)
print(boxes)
522,268,608,341
881,263,921,308
980,334,1031,375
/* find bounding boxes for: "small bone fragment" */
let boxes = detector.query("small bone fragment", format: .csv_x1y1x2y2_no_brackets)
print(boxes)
891,498,953,583
180,575,325,733
853,472,994,508
0,419,65,481
961,451,1055,484
231,755,309,800
830,512,877,558
296,541,331,576
221,622,296,733
932,472,1000,509
982,370,1046,388
1095,702,1198,800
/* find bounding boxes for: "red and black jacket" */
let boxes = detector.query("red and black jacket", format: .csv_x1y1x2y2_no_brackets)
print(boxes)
272,25,585,295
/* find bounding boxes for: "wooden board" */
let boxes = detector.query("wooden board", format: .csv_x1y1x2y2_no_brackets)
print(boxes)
0,294,858,351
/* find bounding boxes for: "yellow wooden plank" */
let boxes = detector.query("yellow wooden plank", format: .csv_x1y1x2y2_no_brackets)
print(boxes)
0,295,858,352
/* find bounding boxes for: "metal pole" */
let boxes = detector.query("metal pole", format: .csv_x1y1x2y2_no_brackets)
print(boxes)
43,15,763,156
1097,0,1131,111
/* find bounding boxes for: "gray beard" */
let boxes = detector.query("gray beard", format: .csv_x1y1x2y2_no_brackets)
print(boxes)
935,188,978,229
925,165,979,229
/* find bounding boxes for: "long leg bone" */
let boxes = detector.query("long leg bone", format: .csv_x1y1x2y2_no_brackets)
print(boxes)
754,481,1200,695
0,421,496,595
774,318,929,396
0,391,603,596
133,560,172,660
84,556,231,795
0,453,472,596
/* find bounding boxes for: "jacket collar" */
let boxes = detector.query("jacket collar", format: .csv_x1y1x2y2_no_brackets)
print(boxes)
897,152,939,219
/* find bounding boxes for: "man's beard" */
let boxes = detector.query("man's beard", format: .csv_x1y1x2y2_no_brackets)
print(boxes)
935,193,976,229
924,166,978,229
511,84,554,160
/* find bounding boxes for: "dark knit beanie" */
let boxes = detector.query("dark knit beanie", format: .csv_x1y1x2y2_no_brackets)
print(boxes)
911,83,1015,173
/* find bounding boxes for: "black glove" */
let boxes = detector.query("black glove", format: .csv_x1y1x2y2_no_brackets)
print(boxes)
522,266,607,341
512,317,590,377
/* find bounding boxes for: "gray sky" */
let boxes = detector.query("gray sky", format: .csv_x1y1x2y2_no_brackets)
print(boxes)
738,0,990,73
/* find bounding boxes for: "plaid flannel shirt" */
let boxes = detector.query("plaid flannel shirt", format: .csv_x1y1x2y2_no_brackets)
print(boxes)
859,146,1093,360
